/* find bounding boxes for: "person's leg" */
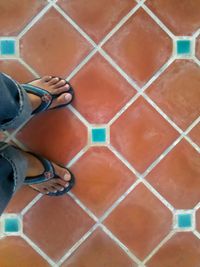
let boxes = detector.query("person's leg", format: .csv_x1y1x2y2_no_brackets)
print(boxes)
0,72,32,131
0,142,28,215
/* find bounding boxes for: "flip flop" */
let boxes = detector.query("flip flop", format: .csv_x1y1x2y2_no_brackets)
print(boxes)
23,152,75,196
21,78,74,115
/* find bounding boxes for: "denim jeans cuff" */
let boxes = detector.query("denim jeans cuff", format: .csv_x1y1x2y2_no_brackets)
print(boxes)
0,142,28,193
1,81,32,131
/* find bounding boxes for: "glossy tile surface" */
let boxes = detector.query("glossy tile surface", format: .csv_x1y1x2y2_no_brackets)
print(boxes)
0,0,199,265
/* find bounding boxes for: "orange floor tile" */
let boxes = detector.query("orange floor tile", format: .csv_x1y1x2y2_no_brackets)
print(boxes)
0,0,200,266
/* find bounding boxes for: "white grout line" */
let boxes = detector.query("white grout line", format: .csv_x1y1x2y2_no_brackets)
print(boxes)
1,0,200,264
57,223,99,266
21,194,43,216
143,231,175,264
100,224,143,265
18,58,39,77
142,4,175,39
17,2,54,39
21,233,56,266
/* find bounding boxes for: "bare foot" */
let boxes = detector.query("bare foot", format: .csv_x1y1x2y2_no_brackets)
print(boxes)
27,76,73,111
22,150,72,194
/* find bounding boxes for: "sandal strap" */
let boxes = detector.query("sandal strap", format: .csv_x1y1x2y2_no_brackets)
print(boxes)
24,152,56,185
21,84,53,115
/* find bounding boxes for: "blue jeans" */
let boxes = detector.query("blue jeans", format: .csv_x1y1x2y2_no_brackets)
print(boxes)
0,72,32,215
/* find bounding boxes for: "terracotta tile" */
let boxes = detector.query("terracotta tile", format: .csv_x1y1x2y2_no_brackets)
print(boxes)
147,233,200,267
23,194,94,261
0,0,47,36
71,147,136,217
196,209,200,233
0,237,49,266
147,140,200,209
103,8,172,86
61,228,136,267
20,8,92,77
146,0,200,35
147,60,200,130
17,108,87,165
189,123,200,147
0,60,35,83
4,186,38,213
110,97,178,173
196,35,200,60
105,184,172,259
71,53,136,124
57,0,136,43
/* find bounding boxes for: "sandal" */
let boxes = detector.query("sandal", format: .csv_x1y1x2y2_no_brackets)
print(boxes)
21,78,74,115
23,152,75,196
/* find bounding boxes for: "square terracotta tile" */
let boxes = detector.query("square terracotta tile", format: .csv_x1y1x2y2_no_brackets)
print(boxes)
110,97,179,173
147,140,200,209
146,60,200,130
103,8,172,86
0,0,47,36
147,233,200,267
105,184,172,259
61,228,136,267
146,0,200,35
0,237,49,266
71,147,136,217
23,194,94,261
71,53,136,124
57,0,136,43
20,8,92,77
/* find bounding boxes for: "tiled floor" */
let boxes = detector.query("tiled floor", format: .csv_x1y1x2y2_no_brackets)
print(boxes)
0,0,200,266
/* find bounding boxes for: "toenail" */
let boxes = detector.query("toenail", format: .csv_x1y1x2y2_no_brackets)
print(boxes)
64,174,70,180
64,94,72,101
65,182,69,187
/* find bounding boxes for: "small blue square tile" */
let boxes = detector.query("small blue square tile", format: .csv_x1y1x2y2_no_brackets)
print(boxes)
177,40,191,55
4,217,20,232
178,214,192,228
92,128,106,143
1,40,15,55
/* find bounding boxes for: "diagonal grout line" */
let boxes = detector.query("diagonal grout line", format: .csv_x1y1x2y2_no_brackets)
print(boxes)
100,224,143,265
21,233,56,266
142,4,175,39
57,223,99,266
53,3,97,47
98,1,143,47
3,0,199,263
143,231,175,264
21,194,43,216
18,58,39,78
17,2,54,39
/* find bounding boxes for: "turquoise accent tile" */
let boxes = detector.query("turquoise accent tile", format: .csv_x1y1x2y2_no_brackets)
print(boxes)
177,40,191,55
178,214,192,228
4,217,20,232
1,40,15,55
92,128,106,143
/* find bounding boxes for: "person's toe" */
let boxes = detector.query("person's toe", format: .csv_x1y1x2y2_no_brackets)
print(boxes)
53,79,67,88
50,93,72,109
52,164,72,181
41,76,52,83
48,77,60,85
